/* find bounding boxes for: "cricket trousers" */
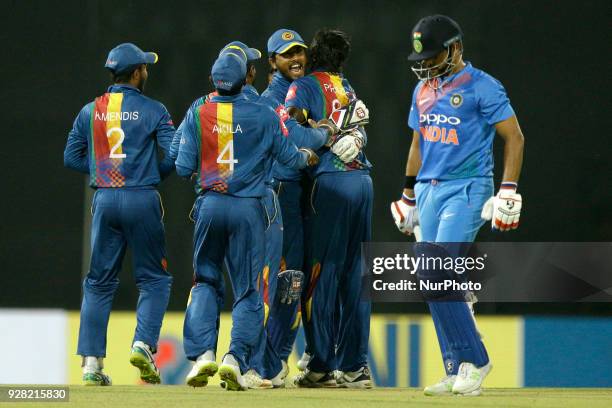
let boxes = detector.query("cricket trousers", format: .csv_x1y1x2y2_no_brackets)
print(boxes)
414,177,493,375
302,170,373,373
77,187,172,357
266,180,306,362
249,187,284,379
183,192,265,374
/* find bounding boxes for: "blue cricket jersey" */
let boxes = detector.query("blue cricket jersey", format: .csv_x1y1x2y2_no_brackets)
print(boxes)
175,93,308,198
285,69,372,177
408,62,515,181
259,71,328,181
64,84,175,187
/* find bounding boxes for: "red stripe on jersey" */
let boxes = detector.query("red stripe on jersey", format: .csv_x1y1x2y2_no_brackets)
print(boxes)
198,103,219,189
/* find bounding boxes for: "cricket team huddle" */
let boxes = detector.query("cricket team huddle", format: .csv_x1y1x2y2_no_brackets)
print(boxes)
64,14,524,396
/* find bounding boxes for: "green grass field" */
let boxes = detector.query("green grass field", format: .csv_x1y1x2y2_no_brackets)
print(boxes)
3,386,611,408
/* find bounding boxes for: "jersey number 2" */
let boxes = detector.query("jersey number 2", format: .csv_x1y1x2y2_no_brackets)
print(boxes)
217,140,238,171
107,127,127,159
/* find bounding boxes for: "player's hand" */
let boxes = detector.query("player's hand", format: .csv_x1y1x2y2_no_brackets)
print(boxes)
330,129,364,163
481,189,522,231
329,99,369,132
390,193,419,235
299,148,320,166
308,118,341,147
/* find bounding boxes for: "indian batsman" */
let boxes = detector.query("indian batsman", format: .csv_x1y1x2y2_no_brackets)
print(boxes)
286,29,373,389
390,15,525,396
176,51,318,391
63,43,175,385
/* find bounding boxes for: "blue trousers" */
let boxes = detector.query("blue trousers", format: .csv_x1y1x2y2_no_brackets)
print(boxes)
183,192,264,374
302,171,372,373
249,187,283,378
77,187,172,357
414,177,493,374
266,180,305,362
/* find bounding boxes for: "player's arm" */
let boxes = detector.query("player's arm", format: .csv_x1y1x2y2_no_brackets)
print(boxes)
175,108,199,178
63,104,91,174
390,130,421,235
154,105,176,179
404,130,422,198
267,109,316,170
495,115,524,183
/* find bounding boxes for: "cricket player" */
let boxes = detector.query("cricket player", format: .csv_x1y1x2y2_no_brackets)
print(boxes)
256,28,338,382
63,43,175,385
177,51,319,391
286,29,373,388
390,15,525,396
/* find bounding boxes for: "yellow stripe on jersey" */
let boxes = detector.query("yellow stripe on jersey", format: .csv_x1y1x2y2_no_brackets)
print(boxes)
106,93,124,156
216,103,234,178
330,74,349,106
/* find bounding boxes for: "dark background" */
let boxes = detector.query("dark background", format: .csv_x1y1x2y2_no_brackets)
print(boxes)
1,0,609,314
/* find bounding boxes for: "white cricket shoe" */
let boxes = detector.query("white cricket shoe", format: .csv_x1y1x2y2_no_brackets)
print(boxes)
452,362,492,395
186,351,218,387
218,354,247,391
243,369,273,389
423,375,456,396
337,366,373,389
296,352,311,371
269,360,289,388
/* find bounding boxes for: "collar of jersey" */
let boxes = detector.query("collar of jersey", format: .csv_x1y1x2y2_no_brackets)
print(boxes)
209,93,248,103
270,71,291,92
437,62,473,88
107,84,142,94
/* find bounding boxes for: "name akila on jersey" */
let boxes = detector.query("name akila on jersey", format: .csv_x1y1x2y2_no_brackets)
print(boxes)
419,113,461,145
95,111,139,121
212,123,243,134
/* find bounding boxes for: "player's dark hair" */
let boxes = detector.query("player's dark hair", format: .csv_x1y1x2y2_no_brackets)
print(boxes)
309,29,351,73
111,65,140,84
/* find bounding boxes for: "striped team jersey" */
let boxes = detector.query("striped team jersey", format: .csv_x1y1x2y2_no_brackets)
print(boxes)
408,63,515,181
64,84,175,187
175,93,307,197
285,70,372,177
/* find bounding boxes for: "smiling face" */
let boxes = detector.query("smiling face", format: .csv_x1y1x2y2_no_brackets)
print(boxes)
270,45,307,81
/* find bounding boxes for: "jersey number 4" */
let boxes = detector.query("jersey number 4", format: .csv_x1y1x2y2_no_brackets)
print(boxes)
217,140,238,171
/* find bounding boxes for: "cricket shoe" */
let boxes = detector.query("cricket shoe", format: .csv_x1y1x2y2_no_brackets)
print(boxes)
218,354,247,391
129,341,161,384
82,357,112,386
296,352,311,371
186,351,218,387
452,362,492,395
243,369,273,389
293,369,337,388
423,375,456,396
269,360,289,388
337,366,373,389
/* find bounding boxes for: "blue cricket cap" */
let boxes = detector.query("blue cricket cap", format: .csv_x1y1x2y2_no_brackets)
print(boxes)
267,29,307,55
219,41,262,62
105,43,158,74
211,53,247,91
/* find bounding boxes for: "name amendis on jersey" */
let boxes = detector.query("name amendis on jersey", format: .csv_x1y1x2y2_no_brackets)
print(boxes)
95,111,139,121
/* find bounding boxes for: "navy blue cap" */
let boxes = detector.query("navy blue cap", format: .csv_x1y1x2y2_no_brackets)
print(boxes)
105,43,158,74
407,15,463,61
267,29,307,55
211,53,247,91
219,41,262,62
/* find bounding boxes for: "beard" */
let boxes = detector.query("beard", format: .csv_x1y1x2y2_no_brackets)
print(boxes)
137,77,146,92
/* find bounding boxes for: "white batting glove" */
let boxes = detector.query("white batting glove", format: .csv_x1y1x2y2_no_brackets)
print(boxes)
481,185,522,231
390,193,419,235
330,129,363,163
329,99,369,132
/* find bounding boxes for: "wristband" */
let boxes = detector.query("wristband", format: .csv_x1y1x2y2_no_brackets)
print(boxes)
404,175,417,190
500,181,518,191
401,193,416,206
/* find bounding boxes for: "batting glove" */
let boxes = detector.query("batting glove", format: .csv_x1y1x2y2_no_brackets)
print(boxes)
390,193,419,235
329,99,370,132
330,129,364,163
481,185,522,231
